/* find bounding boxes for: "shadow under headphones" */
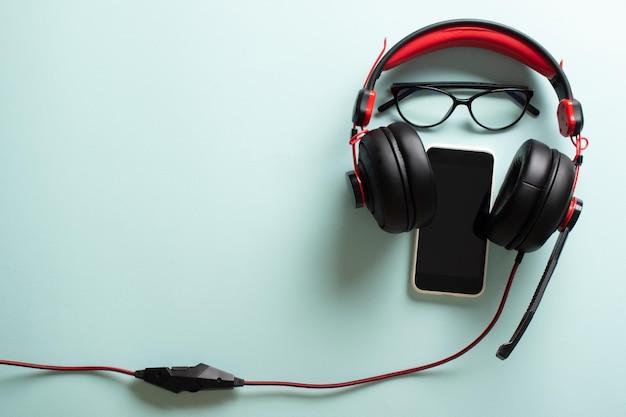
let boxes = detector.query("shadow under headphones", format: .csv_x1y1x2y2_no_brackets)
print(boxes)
346,19,584,256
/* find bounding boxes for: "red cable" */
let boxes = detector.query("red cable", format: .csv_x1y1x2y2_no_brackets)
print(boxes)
0,360,135,377
363,37,387,88
244,257,523,389
0,258,523,389
571,133,588,192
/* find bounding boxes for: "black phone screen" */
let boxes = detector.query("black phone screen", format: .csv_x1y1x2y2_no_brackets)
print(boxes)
413,147,494,296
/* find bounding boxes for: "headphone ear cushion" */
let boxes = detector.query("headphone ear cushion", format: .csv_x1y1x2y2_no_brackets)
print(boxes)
357,122,436,233
513,150,575,252
386,122,437,228
487,139,576,252
358,128,409,233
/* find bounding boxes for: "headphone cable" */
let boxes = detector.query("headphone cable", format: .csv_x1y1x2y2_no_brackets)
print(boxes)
0,360,135,376
244,252,524,389
0,253,524,393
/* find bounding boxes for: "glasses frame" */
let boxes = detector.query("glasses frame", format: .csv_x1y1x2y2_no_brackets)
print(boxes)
378,82,538,131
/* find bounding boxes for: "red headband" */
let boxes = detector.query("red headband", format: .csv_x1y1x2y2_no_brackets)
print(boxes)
382,26,558,79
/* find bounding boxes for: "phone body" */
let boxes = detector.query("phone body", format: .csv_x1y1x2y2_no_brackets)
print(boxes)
411,146,495,297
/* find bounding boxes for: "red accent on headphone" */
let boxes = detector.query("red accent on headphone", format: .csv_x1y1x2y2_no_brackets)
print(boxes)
559,197,578,232
362,90,376,127
557,99,577,137
383,26,558,79
350,130,369,206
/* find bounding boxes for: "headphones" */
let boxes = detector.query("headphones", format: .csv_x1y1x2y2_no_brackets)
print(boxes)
346,19,585,255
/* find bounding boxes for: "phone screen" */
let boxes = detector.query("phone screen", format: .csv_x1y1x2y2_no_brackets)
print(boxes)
412,147,494,296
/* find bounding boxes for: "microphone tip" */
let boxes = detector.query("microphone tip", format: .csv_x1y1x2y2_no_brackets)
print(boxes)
496,343,513,360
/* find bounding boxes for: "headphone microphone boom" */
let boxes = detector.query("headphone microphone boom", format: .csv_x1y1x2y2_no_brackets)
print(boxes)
497,198,583,359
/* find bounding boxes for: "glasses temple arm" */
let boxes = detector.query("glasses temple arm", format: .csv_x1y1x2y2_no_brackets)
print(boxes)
377,89,414,113
507,91,540,116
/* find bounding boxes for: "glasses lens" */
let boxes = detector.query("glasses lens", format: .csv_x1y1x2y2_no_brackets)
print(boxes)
395,87,454,127
470,90,528,130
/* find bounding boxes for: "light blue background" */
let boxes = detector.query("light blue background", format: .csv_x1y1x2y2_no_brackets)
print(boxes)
0,1,623,416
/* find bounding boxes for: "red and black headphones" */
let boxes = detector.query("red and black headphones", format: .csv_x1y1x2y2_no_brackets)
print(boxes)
346,19,586,256
346,19,588,359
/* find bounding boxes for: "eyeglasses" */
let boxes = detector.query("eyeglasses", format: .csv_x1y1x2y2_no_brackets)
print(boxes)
378,82,540,131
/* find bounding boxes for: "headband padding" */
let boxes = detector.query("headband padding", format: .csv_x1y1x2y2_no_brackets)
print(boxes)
383,26,558,79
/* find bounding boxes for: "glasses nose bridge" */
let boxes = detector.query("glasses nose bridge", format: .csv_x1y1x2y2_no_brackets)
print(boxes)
450,96,473,117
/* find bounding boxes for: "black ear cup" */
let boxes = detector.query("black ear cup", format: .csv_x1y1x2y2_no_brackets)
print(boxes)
357,122,437,233
487,139,576,252
354,129,575,250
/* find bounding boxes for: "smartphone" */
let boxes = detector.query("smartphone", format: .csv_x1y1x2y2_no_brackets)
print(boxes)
411,146,494,297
